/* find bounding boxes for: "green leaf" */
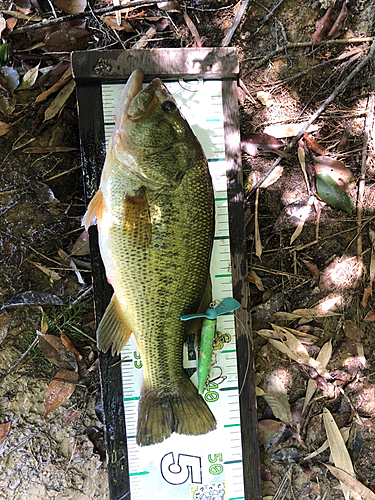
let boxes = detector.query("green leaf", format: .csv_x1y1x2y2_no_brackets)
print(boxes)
0,42,8,62
315,173,353,213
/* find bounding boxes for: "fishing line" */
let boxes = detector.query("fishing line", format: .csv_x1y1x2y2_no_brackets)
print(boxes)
234,312,252,399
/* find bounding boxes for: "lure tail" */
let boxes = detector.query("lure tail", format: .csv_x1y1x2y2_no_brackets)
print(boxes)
136,374,216,446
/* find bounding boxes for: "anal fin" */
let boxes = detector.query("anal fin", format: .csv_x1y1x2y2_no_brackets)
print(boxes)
97,294,132,355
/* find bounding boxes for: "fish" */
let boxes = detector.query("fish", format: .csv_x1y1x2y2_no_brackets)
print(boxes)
83,69,217,446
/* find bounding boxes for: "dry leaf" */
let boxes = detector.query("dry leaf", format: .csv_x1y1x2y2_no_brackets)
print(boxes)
343,320,366,342
157,0,181,12
302,340,332,413
328,0,348,37
255,189,262,259
0,312,9,344
263,374,292,424
301,259,320,281
44,369,78,418
0,15,6,37
290,196,315,245
268,327,319,369
133,26,157,49
87,358,99,372
263,123,318,138
326,464,375,499
70,230,90,257
6,17,18,32
17,63,40,90
259,166,284,188
44,27,91,53
304,427,350,461
258,420,283,445
0,121,11,136
44,79,75,122
62,408,81,427
303,134,328,155
41,314,49,334
60,333,83,364
102,15,134,31
38,333,78,370
248,270,265,291
2,290,63,308
0,422,11,445
364,310,375,322
362,243,375,307
36,74,72,103
312,2,333,44
323,408,356,500
32,262,61,281
53,0,87,14
257,91,274,107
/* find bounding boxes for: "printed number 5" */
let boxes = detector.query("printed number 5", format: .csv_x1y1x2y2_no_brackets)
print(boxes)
160,452,202,485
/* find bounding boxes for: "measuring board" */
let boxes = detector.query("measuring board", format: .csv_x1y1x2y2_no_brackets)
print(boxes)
72,48,261,500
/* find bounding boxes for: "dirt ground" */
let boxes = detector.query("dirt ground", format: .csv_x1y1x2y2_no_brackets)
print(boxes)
1,0,375,498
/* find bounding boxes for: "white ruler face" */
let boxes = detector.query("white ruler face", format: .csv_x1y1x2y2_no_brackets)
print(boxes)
101,79,244,500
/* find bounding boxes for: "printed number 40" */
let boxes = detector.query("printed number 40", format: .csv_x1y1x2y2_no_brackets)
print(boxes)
208,453,223,475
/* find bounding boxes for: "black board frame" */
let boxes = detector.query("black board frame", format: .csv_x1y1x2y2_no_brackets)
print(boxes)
72,48,261,500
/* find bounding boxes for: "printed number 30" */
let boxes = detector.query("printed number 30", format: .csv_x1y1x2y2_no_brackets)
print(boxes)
160,452,202,485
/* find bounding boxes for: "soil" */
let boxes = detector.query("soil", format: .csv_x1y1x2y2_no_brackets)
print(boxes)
1,0,375,499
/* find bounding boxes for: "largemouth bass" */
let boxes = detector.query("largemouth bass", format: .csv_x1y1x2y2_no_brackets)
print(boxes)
83,69,216,446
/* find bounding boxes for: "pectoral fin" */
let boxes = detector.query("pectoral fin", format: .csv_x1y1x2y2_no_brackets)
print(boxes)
97,294,132,355
82,189,104,231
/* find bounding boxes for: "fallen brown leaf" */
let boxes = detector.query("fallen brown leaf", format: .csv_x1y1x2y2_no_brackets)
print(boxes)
323,408,355,500
313,156,355,192
0,121,11,136
62,408,81,427
364,310,375,322
38,333,78,370
0,312,10,344
0,422,11,445
325,465,375,499
53,0,87,14
60,333,83,364
312,2,334,44
44,369,78,418
328,1,348,37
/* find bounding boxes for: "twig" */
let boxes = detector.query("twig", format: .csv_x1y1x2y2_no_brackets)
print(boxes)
273,48,361,87
12,0,161,34
0,336,39,381
222,0,251,47
357,69,375,261
243,37,375,69
245,40,375,201
245,0,285,45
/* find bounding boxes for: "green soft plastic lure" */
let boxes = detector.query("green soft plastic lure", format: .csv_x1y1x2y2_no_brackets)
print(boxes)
181,297,240,394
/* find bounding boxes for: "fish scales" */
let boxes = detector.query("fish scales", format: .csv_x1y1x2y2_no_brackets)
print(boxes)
84,69,217,445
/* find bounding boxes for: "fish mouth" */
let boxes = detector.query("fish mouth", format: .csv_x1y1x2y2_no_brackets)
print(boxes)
114,69,144,132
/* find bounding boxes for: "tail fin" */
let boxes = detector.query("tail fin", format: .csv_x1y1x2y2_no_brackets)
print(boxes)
136,375,216,446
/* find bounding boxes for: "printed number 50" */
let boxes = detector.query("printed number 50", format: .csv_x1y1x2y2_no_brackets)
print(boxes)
160,452,202,485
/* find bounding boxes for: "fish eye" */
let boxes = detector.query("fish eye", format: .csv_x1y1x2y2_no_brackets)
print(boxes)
162,101,177,113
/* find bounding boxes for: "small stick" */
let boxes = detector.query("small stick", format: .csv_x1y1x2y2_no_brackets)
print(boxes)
244,37,375,69
245,0,285,45
222,0,251,47
0,336,39,381
245,40,375,201
357,75,375,260
12,0,161,34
